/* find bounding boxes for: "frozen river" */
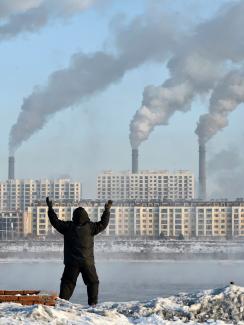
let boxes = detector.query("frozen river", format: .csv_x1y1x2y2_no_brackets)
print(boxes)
0,260,243,305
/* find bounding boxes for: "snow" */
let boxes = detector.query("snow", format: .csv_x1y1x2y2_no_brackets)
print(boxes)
2,240,244,257
100,240,244,255
0,285,244,324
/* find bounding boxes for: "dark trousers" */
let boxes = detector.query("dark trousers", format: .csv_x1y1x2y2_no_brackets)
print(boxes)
59,264,99,305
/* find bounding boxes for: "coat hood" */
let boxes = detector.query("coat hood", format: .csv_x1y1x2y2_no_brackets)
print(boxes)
72,207,90,225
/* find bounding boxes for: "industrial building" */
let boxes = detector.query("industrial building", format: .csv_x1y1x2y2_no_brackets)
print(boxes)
97,170,195,201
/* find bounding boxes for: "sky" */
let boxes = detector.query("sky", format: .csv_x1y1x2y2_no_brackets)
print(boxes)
0,0,243,198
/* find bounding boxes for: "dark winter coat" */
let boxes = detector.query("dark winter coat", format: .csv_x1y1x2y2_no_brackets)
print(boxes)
48,207,110,266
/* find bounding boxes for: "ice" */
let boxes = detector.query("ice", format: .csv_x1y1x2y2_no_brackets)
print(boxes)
0,285,244,324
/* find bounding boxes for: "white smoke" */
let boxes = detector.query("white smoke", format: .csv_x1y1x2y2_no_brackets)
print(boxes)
208,147,244,199
130,81,193,148
0,0,42,18
196,70,244,144
130,53,220,148
9,11,178,154
0,0,97,40
130,0,244,148
9,1,244,153
208,147,242,175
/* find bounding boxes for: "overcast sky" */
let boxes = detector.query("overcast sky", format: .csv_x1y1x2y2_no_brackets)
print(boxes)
0,0,243,198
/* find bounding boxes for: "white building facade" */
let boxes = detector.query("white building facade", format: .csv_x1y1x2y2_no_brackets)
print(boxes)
97,170,195,201
0,179,82,212
26,200,244,239
0,211,22,240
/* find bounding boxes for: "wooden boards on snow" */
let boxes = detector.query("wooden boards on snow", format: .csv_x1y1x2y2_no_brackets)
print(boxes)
0,290,57,306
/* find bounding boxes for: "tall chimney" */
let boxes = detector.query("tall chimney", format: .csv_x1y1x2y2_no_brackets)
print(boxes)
8,156,15,180
132,149,138,173
199,144,206,200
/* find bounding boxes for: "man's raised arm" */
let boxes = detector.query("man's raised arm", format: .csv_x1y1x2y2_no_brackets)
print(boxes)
46,197,69,235
90,200,112,236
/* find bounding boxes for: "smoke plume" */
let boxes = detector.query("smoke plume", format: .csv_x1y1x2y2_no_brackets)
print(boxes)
0,0,97,40
130,81,194,148
208,147,244,199
10,1,244,153
208,147,242,175
9,11,178,153
196,70,244,144
130,0,244,148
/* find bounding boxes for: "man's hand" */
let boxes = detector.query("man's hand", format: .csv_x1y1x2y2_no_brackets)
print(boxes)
46,197,53,209
105,200,113,210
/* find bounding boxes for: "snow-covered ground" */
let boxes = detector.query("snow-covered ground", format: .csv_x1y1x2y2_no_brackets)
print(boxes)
1,240,244,260
96,240,244,255
0,285,244,324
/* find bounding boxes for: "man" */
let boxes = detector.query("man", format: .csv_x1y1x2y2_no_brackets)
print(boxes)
46,197,112,306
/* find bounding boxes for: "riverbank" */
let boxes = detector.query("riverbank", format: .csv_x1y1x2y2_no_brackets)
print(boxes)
0,240,244,260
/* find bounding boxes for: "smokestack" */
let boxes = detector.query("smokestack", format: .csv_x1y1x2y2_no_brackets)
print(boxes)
199,144,206,200
132,149,139,173
8,156,15,180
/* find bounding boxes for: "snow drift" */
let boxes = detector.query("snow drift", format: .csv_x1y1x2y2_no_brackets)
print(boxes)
0,284,243,324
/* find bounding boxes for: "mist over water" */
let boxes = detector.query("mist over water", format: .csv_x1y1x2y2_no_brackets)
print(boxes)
0,260,243,304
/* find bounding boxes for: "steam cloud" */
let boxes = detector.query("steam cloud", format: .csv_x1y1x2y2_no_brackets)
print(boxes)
208,147,242,175
0,0,97,40
130,1,244,148
130,81,194,148
9,12,178,153
195,70,244,144
208,147,244,199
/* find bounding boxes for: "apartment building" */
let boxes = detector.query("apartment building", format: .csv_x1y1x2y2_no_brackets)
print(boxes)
26,201,194,238
25,199,244,239
27,206,71,236
97,170,195,201
134,206,159,236
27,204,99,236
0,178,82,211
195,206,232,238
27,202,139,237
159,206,193,238
232,206,244,237
0,211,22,240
